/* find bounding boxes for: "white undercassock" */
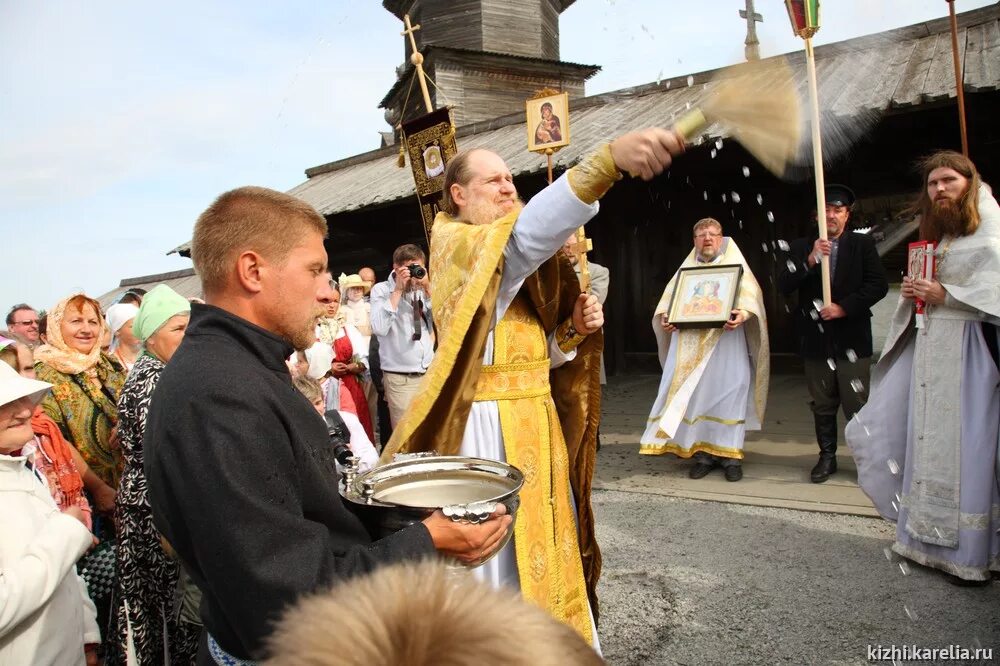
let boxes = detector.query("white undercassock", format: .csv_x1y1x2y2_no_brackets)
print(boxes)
455,175,601,646
640,239,769,459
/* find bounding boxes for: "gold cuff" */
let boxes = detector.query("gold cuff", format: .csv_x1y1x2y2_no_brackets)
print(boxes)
567,143,622,204
556,319,587,353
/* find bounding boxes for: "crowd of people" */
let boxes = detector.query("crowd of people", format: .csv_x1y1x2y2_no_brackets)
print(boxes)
0,134,996,665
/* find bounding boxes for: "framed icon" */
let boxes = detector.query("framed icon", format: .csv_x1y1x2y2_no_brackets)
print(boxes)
666,264,744,328
526,91,570,153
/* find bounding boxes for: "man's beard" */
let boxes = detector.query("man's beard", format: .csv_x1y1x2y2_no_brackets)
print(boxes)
925,197,967,239
465,197,524,226
279,308,323,350
697,246,718,262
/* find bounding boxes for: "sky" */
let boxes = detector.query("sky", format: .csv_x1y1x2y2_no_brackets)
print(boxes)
1,0,993,315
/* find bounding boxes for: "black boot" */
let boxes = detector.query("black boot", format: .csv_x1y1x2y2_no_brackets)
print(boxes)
811,414,838,483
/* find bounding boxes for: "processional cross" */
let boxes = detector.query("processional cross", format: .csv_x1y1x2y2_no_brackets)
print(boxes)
401,14,434,113
569,228,593,293
740,0,763,61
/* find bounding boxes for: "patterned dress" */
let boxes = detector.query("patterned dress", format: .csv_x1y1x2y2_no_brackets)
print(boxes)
35,353,126,488
114,353,200,664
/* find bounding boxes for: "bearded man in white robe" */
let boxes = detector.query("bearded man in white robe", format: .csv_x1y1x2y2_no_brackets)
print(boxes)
846,151,1000,584
641,218,769,482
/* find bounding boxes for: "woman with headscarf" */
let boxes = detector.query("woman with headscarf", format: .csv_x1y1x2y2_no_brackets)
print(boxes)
105,302,141,372
113,284,200,665
33,294,126,657
34,294,126,491
316,283,374,441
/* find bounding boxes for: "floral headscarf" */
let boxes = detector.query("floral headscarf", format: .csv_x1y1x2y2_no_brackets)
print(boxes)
34,294,109,375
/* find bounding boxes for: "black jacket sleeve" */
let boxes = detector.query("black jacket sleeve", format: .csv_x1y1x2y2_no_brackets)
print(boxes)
777,238,815,296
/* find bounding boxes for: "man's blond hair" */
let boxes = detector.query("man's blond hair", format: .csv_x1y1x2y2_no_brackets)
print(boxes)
692,217,722,235
264,560,603,665
191,186,328,295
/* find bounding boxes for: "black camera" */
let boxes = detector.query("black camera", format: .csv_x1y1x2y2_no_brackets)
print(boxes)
324,409,353,466
407,263,426,279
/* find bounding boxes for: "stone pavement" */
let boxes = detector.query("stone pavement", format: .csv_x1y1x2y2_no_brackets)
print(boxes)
596,372,879,517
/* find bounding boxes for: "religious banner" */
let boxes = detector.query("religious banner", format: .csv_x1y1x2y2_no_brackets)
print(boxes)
400,106,458,241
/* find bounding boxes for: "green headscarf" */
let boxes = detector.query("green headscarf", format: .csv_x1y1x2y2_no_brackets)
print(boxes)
133,284,191,342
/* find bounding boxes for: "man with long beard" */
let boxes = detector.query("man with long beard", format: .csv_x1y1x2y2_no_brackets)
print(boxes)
846,151,1000,585
641,217,769,482
144,187,511,664
381,129,686,646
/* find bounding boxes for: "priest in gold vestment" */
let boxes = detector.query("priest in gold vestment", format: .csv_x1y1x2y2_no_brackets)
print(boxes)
382,130,686,644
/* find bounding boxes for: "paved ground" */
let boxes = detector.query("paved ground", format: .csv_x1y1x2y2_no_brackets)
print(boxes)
597,372,876,516
591,368,999,664
593,490,999,665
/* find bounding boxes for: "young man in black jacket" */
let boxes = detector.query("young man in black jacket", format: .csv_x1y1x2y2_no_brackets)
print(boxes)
144,186,510,664
778,184,889,483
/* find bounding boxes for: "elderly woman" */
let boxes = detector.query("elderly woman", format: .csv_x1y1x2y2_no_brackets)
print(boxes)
105,302,141,372
0,362,100,665
34,294,126,492
113,285,199,664
33,294,126,656
1,338,93,530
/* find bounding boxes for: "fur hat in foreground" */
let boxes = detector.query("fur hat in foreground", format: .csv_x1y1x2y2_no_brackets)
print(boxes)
264,559,603,665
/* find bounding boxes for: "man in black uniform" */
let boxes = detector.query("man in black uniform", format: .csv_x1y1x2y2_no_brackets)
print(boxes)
778,184,889,483
144,186,510,664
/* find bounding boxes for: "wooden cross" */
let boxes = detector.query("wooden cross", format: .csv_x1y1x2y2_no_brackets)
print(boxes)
401,14,434,113
571,227,593,294
739,0,763,61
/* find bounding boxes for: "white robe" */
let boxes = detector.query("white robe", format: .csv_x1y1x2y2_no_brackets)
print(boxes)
455,175,600,646
640,327,752,457
846,184,1000,580
639,246,765,457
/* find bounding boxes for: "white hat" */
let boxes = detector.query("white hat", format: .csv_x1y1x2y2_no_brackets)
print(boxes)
0,361,52,409
105,302,140,335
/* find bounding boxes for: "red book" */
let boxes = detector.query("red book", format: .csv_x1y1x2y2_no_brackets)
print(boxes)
907,241,936,328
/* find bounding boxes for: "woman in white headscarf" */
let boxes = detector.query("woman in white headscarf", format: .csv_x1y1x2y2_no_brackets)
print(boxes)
104,302,140,372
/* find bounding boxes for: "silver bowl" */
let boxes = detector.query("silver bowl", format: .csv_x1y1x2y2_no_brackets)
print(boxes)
340,455,523,567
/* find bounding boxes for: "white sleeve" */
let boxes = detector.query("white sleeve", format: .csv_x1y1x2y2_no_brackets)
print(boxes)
340,411,379,472
346,326,368,367
0,511,92,637
77,572,100,644
497,174,599,321
369,283,397,337
304,342,334,381
547,331,578,369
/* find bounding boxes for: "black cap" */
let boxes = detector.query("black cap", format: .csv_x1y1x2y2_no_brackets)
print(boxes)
825,183,855,208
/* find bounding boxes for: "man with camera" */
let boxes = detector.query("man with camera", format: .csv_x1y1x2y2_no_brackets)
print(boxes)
370,244,435,427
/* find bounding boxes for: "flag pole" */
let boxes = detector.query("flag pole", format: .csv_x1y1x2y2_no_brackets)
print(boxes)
786,0,830,305
946,0,969,156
